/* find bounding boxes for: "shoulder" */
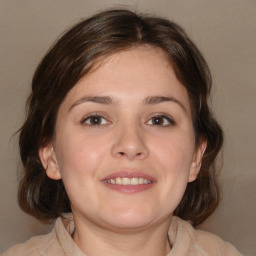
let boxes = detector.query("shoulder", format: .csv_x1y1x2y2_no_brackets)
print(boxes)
170,217,243,256
1,229,63,256
194,229,243,256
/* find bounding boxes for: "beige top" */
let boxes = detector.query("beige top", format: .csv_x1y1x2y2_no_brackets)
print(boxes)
2,214,243,256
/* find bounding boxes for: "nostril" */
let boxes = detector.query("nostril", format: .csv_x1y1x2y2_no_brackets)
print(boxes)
118,151,143,158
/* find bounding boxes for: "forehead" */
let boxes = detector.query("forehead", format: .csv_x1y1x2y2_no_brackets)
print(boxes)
60,46,190,111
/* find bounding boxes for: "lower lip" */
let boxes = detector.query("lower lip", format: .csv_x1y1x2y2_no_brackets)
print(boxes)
102,182,155,193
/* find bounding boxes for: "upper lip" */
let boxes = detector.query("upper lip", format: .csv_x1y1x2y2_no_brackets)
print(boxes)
101,170,156,182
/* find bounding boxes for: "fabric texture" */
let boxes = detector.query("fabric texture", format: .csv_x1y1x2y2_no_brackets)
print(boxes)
2,214,243,256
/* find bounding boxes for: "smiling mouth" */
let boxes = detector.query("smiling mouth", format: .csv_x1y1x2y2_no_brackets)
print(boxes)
104,177,153,185
102,171,155,193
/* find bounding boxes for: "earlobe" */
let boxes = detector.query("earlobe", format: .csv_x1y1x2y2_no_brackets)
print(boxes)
188,140,207,182
39,145,61,180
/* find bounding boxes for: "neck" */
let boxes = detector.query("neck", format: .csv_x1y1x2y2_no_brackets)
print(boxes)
72,215,172,256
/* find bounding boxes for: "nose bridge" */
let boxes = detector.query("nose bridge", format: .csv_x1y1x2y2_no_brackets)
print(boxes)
111,118,148,160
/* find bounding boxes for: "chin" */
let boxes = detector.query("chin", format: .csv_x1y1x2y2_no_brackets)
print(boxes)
106,218,153,231
100,208,163,231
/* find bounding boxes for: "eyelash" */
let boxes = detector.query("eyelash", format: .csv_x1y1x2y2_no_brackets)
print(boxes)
80,114,175,127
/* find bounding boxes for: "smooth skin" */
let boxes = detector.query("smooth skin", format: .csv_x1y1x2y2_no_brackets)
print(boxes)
40,46,206,256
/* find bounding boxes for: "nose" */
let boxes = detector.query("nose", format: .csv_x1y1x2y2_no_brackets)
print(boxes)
111,124,149,161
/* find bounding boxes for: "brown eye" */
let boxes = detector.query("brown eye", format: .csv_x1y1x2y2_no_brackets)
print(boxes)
152,116,164,125
82,115,108,126
147,115,174,126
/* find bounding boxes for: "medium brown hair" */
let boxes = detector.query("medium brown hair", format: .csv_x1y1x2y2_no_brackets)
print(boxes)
18,9,223,226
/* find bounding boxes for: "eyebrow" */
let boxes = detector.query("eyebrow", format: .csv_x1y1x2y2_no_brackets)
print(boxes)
69,95,186,113
69,96,118,111
144,96,186,113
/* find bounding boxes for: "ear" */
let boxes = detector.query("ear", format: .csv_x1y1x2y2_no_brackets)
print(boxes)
39,144,61,180
188,140,207,183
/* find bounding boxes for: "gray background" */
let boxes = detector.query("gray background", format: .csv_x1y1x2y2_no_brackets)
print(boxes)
0,1,255,255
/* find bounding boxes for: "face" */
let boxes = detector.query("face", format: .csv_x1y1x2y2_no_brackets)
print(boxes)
40,46,206,231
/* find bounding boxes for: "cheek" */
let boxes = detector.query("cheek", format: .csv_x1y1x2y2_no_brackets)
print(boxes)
153,133,195,173
55,132,109,179
153,136,194,212
54,134,110,206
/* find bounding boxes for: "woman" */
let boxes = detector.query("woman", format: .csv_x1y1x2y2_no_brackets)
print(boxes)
3,9,243,256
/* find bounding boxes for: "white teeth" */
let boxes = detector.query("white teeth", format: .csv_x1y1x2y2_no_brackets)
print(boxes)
116,177,122,185
122,178,131,185
143,179,148,184
131,177,138,185
104,177,152,185
139,178,144,184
